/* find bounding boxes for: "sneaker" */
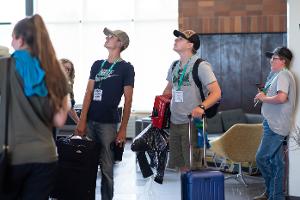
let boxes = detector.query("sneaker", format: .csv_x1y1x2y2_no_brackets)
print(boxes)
253,191,268,200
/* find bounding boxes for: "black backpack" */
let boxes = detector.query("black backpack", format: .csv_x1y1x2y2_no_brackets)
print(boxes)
172,58,220,118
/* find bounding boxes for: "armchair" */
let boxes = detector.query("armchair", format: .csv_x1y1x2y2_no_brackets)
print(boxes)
210,123,263,186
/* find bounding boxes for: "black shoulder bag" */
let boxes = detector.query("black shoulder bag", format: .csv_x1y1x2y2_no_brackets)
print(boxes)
192,59,220,118
0,58,11,193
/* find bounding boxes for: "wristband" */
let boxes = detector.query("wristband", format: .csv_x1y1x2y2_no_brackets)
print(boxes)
199,104,206,110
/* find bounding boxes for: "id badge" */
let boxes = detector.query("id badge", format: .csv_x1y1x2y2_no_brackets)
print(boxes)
174,90,184,103
93,89,103,101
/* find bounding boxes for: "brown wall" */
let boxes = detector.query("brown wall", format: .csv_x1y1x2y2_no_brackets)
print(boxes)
179,0,287,33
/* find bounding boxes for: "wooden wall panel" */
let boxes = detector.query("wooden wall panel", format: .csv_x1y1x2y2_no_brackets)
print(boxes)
199,35,221,79
241,34,261,113
220,35,243,110
196,33,287,113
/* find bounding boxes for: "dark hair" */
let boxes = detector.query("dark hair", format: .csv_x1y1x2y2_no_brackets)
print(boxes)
13,14,68,112
280,56,291,69
192,48,197,54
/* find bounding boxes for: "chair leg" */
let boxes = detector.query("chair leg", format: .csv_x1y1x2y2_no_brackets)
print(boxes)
212,154,227,170
237,163,248,186
225,162,248,187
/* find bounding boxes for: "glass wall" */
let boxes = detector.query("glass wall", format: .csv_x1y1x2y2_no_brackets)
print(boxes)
34,0,178,111
0,0,25,49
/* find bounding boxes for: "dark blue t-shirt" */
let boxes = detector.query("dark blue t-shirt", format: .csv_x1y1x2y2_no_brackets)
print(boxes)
87,59,135,123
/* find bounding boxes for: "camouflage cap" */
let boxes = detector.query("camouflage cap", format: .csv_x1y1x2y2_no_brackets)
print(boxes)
103,27,130,50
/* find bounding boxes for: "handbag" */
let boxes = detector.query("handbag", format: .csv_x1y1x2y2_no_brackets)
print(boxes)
111,142,124,162
0,58,11,193
151,94,171,129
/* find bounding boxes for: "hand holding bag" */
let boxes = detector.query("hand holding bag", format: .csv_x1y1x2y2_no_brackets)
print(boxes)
0,58,11,193
111,142,124,162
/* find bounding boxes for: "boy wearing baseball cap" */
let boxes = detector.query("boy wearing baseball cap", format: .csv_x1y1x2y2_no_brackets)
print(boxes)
163,30,221,171
76,28,134,200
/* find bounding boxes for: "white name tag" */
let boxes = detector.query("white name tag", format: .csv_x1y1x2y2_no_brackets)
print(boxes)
173,90,184,103
93,89,103,101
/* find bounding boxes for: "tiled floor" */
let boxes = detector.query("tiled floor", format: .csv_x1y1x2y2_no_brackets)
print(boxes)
95,142,265,200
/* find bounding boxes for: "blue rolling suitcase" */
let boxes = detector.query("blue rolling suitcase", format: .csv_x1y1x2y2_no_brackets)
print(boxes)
181,170,224,200
181,116,224,200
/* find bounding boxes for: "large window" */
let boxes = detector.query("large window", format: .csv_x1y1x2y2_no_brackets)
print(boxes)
0,0,25,48
34,0,178,111
0,1,178,111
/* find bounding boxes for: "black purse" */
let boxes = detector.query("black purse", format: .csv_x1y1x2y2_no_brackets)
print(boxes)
0,58,11,193
111,142,124,162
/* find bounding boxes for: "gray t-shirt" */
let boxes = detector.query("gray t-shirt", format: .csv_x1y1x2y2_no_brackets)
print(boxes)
262,69,296,136
166,55,217,124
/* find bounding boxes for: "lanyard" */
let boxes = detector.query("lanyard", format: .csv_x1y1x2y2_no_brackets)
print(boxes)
177,58,191,91
96,58,120,88
97,58,120,79
263,68,286,93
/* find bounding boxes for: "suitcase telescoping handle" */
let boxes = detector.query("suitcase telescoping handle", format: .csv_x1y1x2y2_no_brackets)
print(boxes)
187,114,207,169
187,114,193,168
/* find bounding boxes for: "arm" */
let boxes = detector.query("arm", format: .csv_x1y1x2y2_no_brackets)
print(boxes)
163,81,172,95
255,90,288,104
76,80,94,135
191,81,221,118
115,85,133,145
53,95,71,128
68,108,80,124
201,81,221,109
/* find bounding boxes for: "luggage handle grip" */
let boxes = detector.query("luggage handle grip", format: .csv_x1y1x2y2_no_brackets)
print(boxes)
187,113,208,169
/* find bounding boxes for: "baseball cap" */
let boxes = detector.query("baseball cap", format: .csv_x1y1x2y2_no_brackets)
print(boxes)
103,27,130,50
173,30,200,51
265,47,293,61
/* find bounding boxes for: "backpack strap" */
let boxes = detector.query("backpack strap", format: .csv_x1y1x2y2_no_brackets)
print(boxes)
171,60,179,72
192,58,205,102
172,58,205,102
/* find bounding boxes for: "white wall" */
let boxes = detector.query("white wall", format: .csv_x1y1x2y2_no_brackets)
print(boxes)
287,0,300,197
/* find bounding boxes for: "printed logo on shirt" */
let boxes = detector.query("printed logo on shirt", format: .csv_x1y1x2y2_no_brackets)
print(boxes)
95,69,119,82
172,68,191,87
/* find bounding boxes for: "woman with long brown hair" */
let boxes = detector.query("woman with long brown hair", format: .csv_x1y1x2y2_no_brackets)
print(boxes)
0,14,70,199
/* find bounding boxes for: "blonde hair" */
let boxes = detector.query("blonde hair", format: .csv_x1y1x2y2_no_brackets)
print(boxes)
13,14,68,112
60,58,75,100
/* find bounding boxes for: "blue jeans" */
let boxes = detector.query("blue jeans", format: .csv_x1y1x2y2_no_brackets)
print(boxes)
0,162,57,200
256,120,285,200
87,121,117,200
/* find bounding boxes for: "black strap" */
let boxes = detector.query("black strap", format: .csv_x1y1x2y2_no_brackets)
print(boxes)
172,58,205,101
3,58,11,153
192,58,205,102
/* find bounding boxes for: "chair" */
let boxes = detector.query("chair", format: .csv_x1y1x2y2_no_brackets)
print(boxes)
210,123,263,186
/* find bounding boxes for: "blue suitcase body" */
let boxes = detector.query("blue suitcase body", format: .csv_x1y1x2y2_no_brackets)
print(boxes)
181,170,224,200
